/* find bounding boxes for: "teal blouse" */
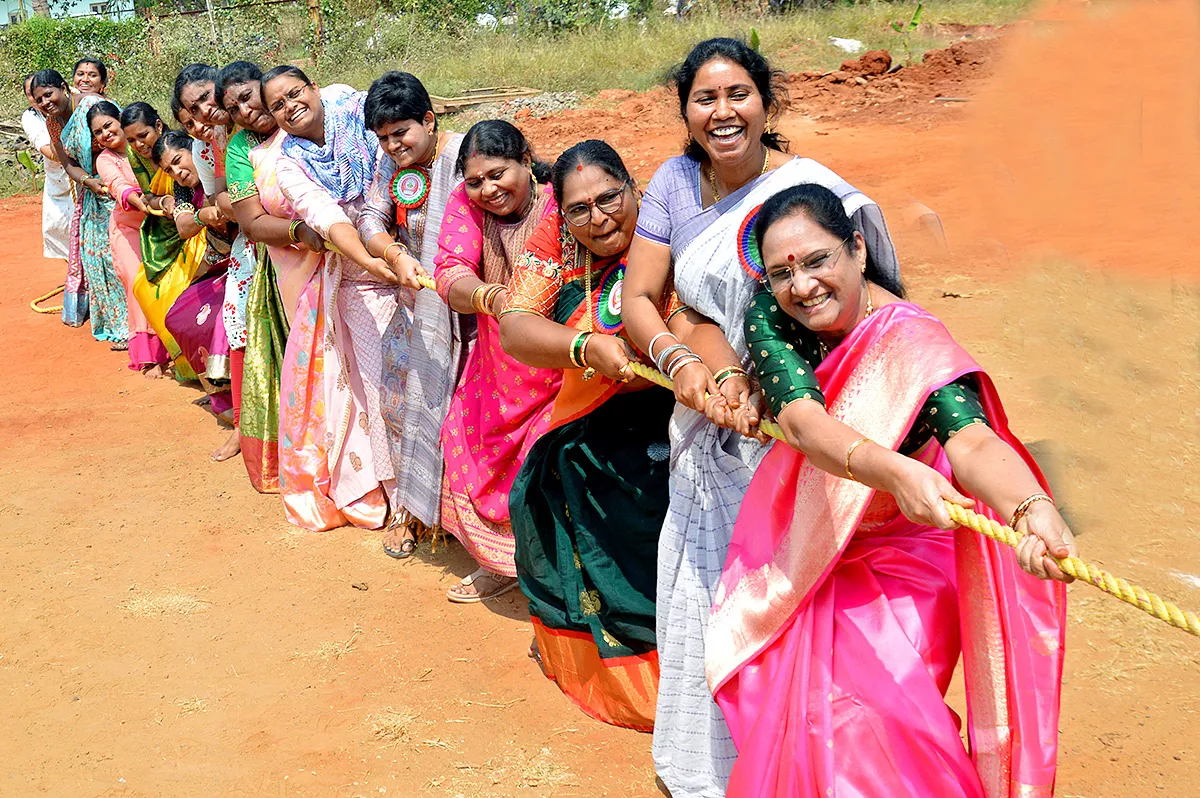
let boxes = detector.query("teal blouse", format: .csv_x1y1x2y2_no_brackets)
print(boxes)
744,291,989,455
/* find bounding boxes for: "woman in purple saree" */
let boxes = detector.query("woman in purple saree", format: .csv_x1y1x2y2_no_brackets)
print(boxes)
706,184,1074,797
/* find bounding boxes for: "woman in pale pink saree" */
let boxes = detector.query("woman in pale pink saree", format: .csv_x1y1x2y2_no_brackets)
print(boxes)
260,66,398,532
705,184,1074,797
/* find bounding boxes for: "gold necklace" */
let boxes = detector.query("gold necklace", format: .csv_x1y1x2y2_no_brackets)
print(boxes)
708,146,769,203
580,242,596,380
419,130,441,169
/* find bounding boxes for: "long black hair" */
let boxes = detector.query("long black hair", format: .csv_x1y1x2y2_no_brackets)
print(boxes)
456,119,551,183
152,128,193,165
73,57,108,85
668,37,789,162
120,101,162,129
216,60,263,107
754,183,905,298
550,139,631,207
85,99,122,129
365,71,435,132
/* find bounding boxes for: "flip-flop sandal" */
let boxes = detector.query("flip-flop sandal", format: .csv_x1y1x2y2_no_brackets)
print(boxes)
110,341,128,351
383,519,418,559
446,571,519,604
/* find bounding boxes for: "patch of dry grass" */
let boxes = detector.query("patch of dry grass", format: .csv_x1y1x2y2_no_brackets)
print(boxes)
120,591,210,617
293,624,363,662
367,706,420,748
175,696,210,717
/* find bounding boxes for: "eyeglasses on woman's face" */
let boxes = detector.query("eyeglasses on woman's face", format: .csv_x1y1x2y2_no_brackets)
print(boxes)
564,182,630,227
763,237,851,290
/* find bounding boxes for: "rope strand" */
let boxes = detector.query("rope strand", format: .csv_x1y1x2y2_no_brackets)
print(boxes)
626,360,1200,639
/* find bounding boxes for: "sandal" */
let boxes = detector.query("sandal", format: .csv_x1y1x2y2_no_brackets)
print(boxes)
528,637,549,678
446,568,519,604
382,516,418,559
110,340,128,351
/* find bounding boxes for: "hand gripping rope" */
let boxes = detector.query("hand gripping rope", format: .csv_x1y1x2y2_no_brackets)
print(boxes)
626,360,1200,639
325,242,436,290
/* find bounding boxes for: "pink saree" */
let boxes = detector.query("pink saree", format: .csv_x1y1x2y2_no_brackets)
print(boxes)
708,303,1066,798
434,184,561,576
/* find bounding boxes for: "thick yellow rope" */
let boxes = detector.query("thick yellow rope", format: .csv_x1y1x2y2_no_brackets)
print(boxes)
626,361,1200,639
30,285,65,314
324,242,436,290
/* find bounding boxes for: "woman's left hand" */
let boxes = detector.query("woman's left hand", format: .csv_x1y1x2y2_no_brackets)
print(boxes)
1015,502,1077,583
584,334,637,382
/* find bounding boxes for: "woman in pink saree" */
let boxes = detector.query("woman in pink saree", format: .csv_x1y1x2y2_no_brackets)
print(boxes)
434,120,560,602
706,184,1075,797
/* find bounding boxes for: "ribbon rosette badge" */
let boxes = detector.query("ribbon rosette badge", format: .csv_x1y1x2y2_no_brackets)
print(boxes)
390,167,431,210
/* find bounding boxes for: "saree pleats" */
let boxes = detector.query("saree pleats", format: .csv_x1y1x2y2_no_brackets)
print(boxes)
512,389,675,731
238,245,287,493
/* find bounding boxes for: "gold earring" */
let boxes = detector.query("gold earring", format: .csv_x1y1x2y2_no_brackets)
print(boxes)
766,119,775,135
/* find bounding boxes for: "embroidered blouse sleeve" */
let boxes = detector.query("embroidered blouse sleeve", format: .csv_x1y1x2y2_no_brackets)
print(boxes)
433,184,485,303
899,376,990,452
277,155,353,239
225,131,258,203
359,156,398,243
192,140,217,198
504,213,564,318
96,150,142,211
744,290,825,417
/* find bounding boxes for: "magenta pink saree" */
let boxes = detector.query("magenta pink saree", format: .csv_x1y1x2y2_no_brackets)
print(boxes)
708,303,1066,798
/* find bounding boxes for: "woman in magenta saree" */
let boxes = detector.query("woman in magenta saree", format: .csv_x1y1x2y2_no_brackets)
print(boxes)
706,184,1074,797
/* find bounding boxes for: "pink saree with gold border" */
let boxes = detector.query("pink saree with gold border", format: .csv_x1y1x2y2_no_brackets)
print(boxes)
708,302,1066,798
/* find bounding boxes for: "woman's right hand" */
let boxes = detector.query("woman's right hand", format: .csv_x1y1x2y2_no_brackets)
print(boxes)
674,359,716,414
883,454,976,530
161,196,176,216
390,251,429,291
361,256,400,284
584,334,636,382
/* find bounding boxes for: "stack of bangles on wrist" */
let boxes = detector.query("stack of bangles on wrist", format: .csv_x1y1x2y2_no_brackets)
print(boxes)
288,219,304,242
649,331,702,380
712,365,748,387
568,331,593,370
1009,492,1054,530
471,283,505,317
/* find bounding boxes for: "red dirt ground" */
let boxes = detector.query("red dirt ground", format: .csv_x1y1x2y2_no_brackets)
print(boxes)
3,1,1200,795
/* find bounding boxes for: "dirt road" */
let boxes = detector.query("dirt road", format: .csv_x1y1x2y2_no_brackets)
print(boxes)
3,2,1200,795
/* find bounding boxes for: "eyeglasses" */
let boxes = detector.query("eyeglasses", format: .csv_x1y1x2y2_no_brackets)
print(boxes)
563,182,630,227
763,238,851,290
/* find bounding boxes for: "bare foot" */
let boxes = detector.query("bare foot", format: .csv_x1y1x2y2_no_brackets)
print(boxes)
141,363,166,380
445,568,518,604
211,427,241,462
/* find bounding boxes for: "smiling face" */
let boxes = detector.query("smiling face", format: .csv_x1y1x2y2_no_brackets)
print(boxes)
760,209,868,337
73,62,105,94
160,144,198,188
32,84,70,119
123,119,163,159
462,153,532,219
263,75,323,140
180,80,230,127
23,76,35,108
684,57,768,168
221,79,275,134
374,112,436,169
89,113,125,152
560,165,636,258
176,107,214,144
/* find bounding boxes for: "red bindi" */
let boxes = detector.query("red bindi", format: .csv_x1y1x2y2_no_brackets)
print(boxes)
576,164,584,171
787,254,795,262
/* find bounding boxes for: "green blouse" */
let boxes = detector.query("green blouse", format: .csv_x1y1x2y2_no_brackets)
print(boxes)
225,128,266,203
744,291,989,455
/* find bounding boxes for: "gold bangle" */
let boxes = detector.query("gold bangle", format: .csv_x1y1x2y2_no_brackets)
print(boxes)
470,284,487,314
844,437,872,482
289,219,303,242
714,366,748,387
1009,492,1054,530
382,241,405,263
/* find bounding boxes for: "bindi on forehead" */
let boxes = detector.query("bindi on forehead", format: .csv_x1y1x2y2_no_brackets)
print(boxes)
787,254,795,262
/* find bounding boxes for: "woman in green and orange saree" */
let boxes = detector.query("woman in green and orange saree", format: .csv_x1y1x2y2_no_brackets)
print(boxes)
501,141,682,731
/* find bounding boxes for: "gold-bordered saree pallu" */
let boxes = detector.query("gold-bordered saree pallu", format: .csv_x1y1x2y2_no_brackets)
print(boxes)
708,302,1066,798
